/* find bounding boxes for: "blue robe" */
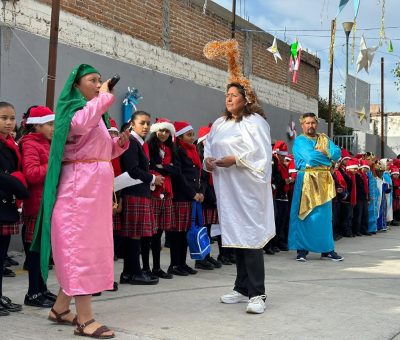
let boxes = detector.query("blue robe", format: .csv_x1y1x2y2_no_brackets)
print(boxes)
377,181,391,231
288,135,341,253
367,171,379,233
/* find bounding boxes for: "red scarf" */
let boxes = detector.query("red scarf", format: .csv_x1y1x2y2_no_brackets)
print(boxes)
0,134,21,169
334,169,347,189
177,138,202,170
149,143,174,198
359,171,369,198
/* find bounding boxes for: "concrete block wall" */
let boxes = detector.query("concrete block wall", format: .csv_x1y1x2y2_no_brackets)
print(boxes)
1,0,319,114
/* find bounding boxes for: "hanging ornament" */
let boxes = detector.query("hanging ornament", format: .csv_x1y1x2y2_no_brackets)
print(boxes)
329,19,337,67
286,120,297,140
267,37,282,63
356,36,378,74
122,87,143,123
379,0,386,46
336,0,360,17
289,39,302,83
387,40,394,52
355,106,367,123
351,21,356,64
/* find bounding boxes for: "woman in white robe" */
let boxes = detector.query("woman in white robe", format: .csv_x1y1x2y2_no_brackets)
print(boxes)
204,83,275,314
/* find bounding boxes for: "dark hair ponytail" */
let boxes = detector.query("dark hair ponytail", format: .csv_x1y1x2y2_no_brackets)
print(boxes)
20,105,39,136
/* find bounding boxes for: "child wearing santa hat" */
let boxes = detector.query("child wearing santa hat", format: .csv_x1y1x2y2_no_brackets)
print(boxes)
0,101,29,316
353,160,371,236
390,166,400,224
141,117,178,279
19,105,57,308
169,121,205,276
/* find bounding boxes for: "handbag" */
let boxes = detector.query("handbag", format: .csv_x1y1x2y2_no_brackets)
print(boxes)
186,201,211,260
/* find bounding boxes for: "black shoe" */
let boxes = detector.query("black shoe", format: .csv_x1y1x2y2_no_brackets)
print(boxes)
333,234,342,241
130,273,159,285
207,256,222,268
217,255,232,265
92,292,102,296
142,269,159,280
3,267,16,277
0,296,22,312
4,256,19,267
180,265,198,275
361,231,372,236
228,254,236,264
24,293,54,308
106,282,118,292
152,268,173,279
0,304,10,316
264,248,275,255
195,259,214,270
168,265,189,276
119,272,132,284
271,246,281,253
355,232,363,236
342,232,353,237
42,290,57,302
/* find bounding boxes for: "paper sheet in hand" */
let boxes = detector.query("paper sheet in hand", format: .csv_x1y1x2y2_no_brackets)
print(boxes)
114,172,142,192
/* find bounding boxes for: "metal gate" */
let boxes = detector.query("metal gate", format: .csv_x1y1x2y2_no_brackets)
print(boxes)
333,134,358,155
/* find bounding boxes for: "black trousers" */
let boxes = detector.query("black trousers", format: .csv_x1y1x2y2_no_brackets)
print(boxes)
168,231,187,267
353,199,369,234
273,199,289,247
234,248,265,298
339,202,353,235
26,245,47,295
0,235,11,297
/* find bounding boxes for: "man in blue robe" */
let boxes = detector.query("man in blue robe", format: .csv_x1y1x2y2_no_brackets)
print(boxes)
288,112,343,262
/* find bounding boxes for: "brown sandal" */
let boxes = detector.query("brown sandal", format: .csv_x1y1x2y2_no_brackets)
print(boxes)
74,319,115,339
48,308,78,325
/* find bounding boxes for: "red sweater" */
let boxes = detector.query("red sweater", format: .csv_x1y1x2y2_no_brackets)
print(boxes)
20,133,50,216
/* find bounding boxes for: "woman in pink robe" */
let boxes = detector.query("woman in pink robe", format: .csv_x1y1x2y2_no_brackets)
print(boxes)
45,65,129,338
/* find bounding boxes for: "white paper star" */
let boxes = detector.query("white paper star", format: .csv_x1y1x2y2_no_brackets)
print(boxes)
356,36,378,73
267,37,282,63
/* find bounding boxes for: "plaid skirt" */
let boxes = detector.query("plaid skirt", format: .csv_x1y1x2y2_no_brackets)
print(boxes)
172,201,192,232
113,212,122,231
0,221,21,236
203,207,219,225
151,196,175,231
118,196,156,238
22,215,37,243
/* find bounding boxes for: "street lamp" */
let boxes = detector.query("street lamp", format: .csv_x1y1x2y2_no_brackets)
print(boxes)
342,21,354,78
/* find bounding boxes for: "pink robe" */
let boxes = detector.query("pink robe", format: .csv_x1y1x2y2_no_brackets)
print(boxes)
51,92,128,296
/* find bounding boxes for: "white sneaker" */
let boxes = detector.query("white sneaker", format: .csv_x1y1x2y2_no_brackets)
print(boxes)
220,291,248,304
246,295,266,314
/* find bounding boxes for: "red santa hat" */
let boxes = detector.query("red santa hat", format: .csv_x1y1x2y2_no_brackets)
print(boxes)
150,117,176,136
174,121,193,137
273,140,288,156
197,124,212,144
390,166,399,175
26,106,55,124
346,158,359,170
108,117,119,133
359,159,370,170
340,148,351,162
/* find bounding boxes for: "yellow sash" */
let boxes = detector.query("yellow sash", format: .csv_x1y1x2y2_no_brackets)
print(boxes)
298,134,336,220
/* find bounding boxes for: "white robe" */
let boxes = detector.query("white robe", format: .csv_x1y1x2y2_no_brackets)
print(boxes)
204,114,275,249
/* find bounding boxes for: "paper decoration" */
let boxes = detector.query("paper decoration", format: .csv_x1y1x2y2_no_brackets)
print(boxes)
267,37,282,63
122,87,143,123
356,36,378,73
379,0,386,46
289,40,302,83
336,0,360,18
355,107,367,123
388,40,393,52
286,120,297,140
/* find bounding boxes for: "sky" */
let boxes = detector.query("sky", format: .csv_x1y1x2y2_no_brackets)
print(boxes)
212,0,400,112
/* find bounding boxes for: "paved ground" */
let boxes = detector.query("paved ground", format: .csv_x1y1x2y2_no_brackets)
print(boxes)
2,226,400,340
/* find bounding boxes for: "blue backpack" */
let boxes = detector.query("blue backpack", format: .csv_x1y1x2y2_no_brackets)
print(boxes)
187,202,211,260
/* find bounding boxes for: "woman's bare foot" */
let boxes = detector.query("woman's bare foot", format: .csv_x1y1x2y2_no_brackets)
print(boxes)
48,308,77,325
75,319,115,338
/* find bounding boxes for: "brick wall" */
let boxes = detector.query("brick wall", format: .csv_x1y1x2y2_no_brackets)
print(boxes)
1,0,319,113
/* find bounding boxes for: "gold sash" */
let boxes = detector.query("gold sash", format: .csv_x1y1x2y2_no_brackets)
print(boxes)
298,134,336,220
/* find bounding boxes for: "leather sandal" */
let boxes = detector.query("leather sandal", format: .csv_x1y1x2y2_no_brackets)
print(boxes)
74,319,115,339
48,308,78,325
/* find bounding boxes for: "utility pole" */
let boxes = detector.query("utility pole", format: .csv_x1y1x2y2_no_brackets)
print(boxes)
327,19,336,138
231,0,236,38
46,0,61,111
380,57,385,158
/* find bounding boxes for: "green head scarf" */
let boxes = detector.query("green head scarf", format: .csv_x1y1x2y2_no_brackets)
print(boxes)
31,64,110,282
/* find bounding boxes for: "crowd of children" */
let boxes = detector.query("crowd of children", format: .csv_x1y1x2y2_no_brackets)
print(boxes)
1,100,399,316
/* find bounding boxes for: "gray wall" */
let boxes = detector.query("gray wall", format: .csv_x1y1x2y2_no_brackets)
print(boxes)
0,26,325,149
